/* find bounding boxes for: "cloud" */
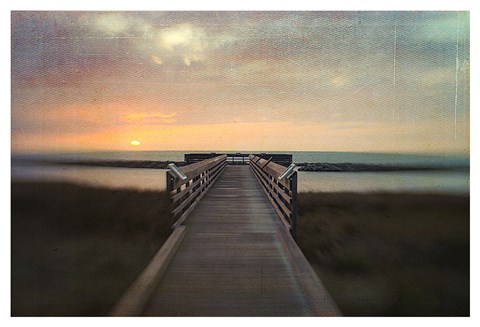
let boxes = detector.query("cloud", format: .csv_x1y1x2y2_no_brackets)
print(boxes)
151,55,163,65
415,12,469,44
91,14,212,66
157,23,208,65
11,12,470,155
420,67,456,86
159,23,195,50
94,13,130,34
331,75,350,88
123,112,177,124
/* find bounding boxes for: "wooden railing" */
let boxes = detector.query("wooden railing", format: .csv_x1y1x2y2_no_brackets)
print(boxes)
167,155,227,229
185,152,293,166
249,155,298,239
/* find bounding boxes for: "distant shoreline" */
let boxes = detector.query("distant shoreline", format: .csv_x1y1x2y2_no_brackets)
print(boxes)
13,158,468,172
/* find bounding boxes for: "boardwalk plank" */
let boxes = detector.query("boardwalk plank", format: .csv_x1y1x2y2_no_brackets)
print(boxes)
142,165,339,316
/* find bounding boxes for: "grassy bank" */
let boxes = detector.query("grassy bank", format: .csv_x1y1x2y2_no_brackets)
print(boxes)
297,192,470,316
11,181,171,316
12,181,469,316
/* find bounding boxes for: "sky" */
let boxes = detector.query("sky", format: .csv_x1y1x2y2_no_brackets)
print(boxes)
11,11,470,154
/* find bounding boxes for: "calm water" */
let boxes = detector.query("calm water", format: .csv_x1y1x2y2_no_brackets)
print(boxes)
299,171,469,194
13,150,469,167
11,150,469,194
11,164,168,191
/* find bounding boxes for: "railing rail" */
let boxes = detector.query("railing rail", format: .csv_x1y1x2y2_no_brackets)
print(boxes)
167,155,227,229
249,155,298,239
185,152,293,166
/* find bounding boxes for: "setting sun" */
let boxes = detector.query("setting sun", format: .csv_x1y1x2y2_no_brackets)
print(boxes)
130,140,141,146
11,11,469,155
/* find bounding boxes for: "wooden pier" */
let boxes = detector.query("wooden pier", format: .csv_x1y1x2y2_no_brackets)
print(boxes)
112,154,340,317
184,152,293,166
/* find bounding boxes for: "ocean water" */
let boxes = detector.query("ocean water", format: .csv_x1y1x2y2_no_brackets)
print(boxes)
11,151,469,194
12,150,469,167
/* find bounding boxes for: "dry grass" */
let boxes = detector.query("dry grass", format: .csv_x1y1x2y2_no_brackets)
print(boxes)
296,192,470,316
11,181,171,316
11,181,470,317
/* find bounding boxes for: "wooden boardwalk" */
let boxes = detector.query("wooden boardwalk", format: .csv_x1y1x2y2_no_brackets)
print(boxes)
141,165,339,316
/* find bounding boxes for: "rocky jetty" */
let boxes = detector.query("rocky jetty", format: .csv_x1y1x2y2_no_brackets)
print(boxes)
23,159,466,172
36,160,187,169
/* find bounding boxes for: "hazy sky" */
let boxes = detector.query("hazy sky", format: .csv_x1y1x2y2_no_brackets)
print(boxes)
11,11,469,154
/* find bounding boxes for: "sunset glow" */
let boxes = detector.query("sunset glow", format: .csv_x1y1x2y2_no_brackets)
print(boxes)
11,12,469,154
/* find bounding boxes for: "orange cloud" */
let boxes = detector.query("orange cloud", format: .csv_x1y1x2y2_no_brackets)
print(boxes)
123,112,177,123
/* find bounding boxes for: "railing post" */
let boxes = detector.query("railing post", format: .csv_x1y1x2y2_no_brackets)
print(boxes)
289,171,298,240
166,170,175,230
168,155,227,228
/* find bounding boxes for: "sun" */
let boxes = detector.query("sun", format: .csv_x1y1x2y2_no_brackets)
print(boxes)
130,140,141,146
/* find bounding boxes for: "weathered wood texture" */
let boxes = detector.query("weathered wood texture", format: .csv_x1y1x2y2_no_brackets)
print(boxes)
142,165,340,316
249,155,297,238
168,155,227,228
110,226,186,316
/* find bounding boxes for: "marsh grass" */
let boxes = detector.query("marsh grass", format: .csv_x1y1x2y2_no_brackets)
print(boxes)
297,192,470,316
11,182,469,316
11,181,171,316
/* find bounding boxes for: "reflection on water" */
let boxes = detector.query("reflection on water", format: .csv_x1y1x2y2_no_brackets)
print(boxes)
299,171,469,194
11,164,167,191
12,163,469,194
